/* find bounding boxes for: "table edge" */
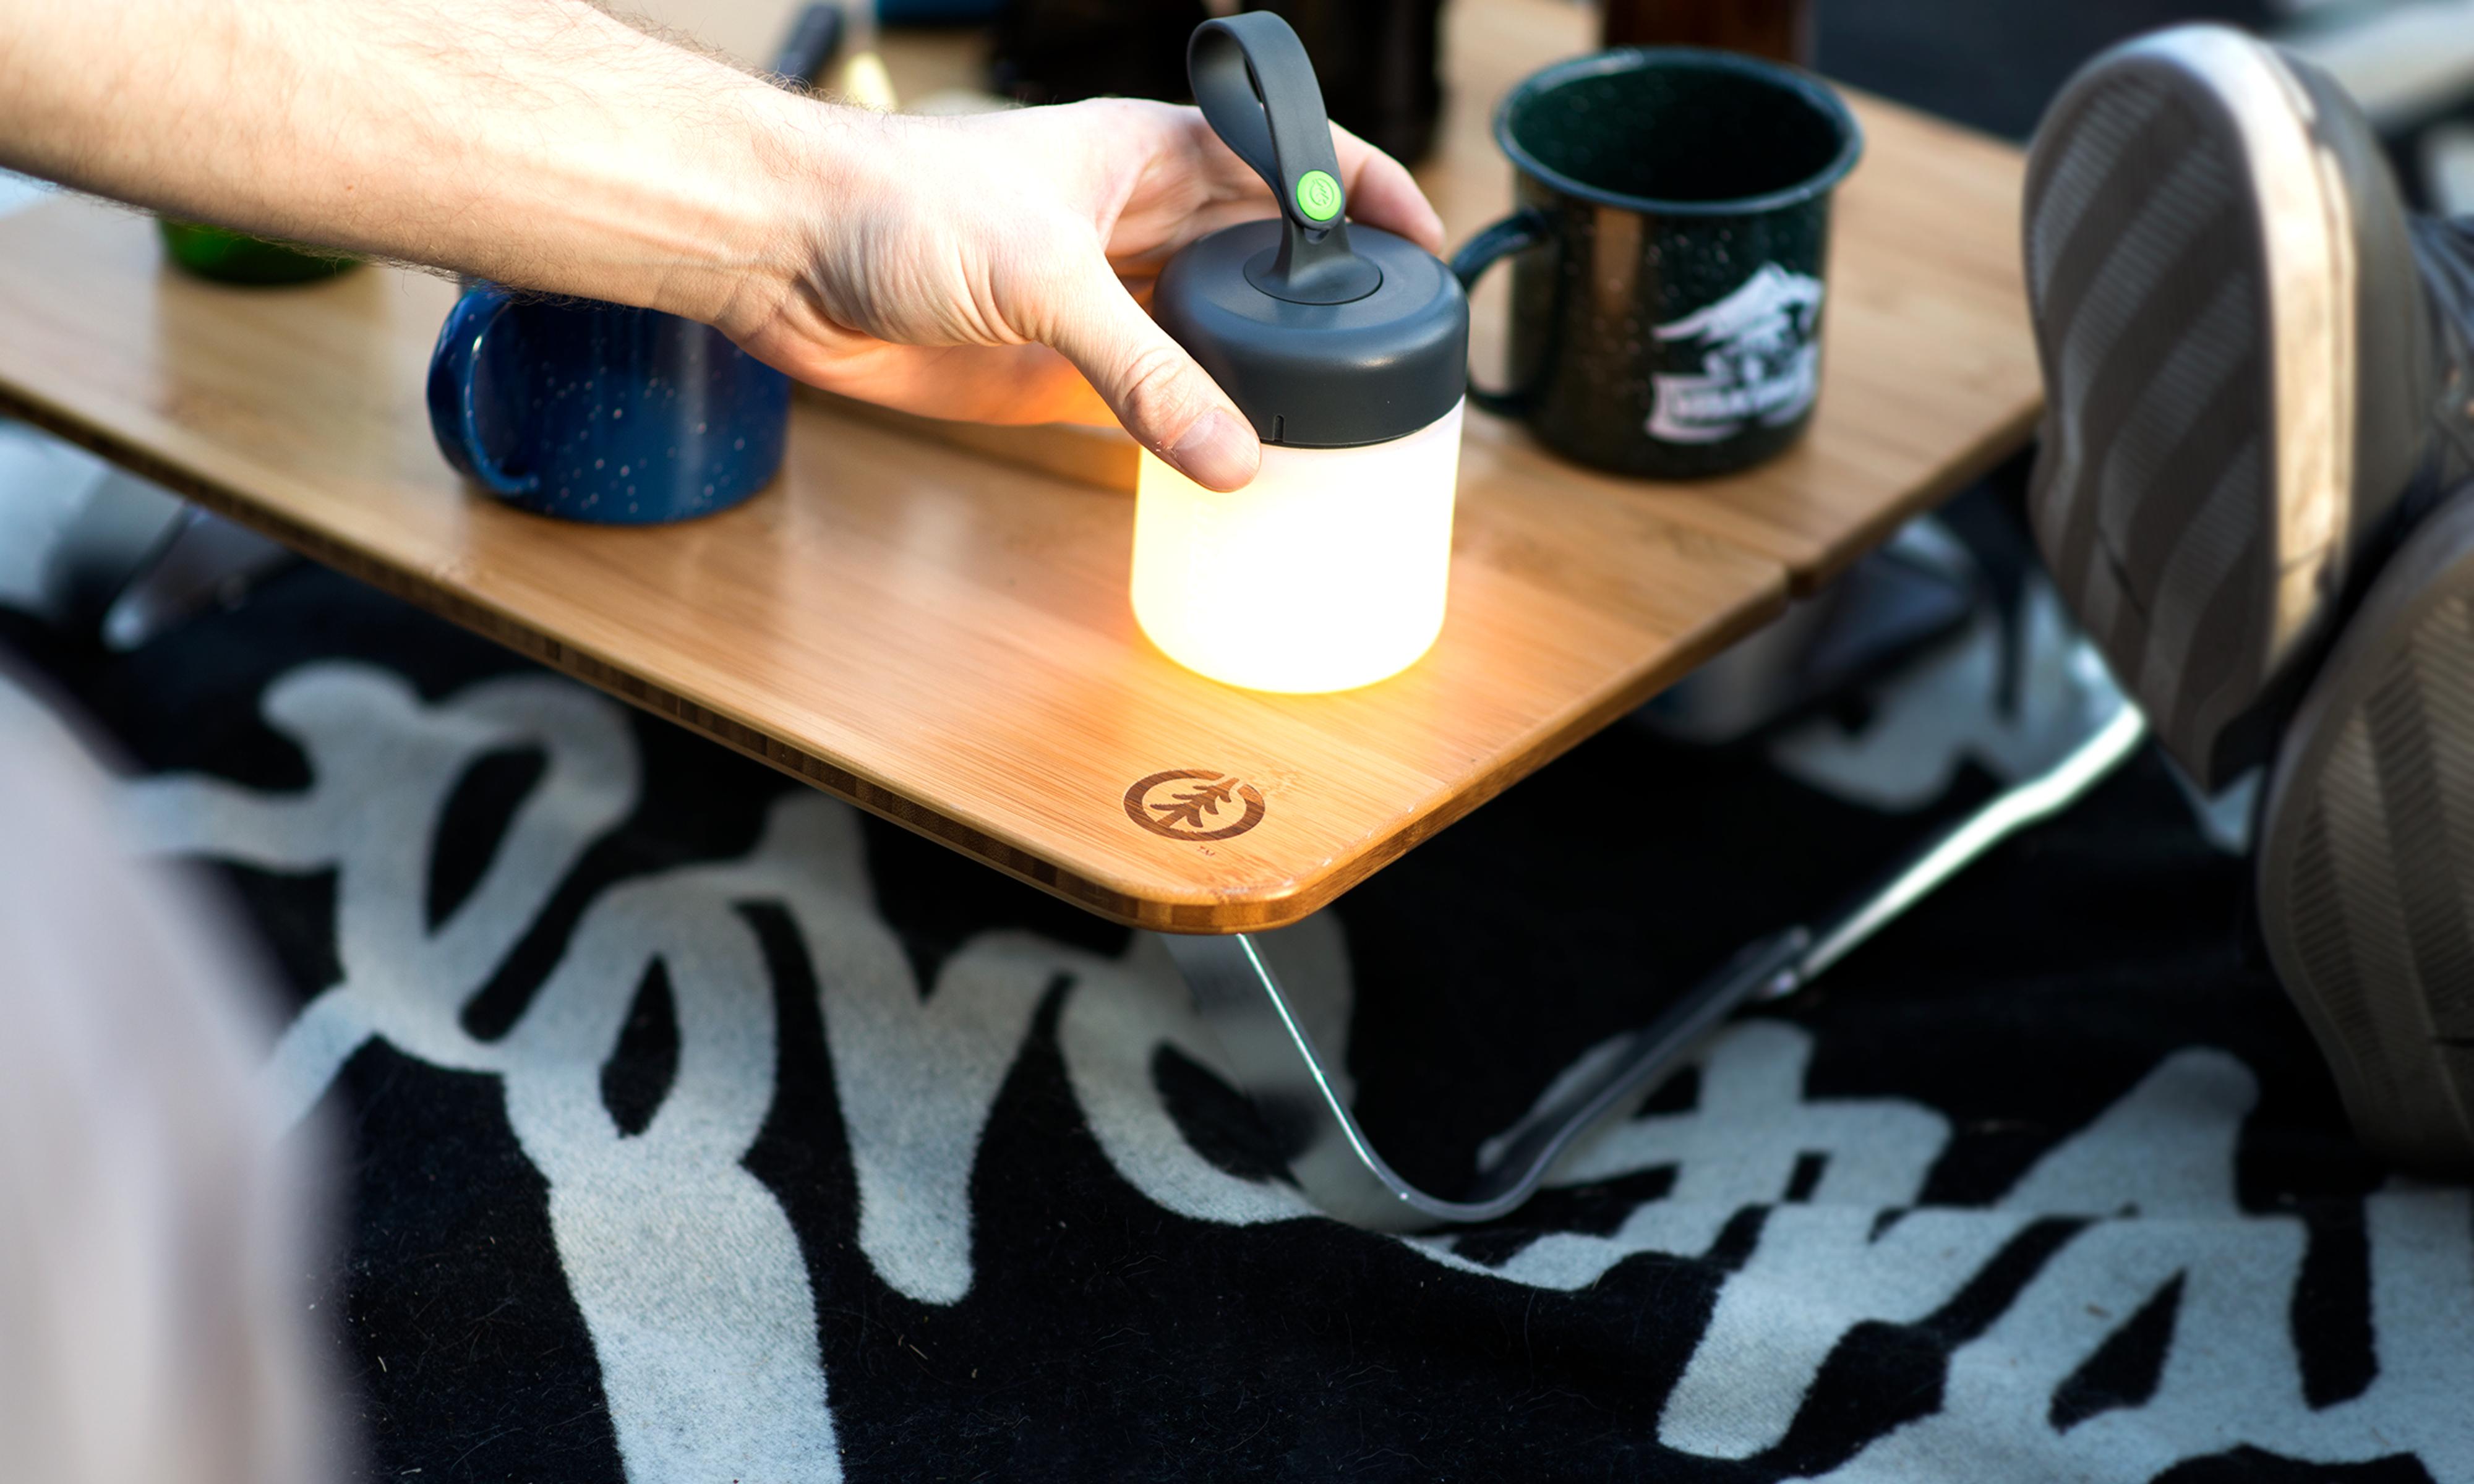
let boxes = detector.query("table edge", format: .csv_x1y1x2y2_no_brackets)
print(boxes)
0,378,1789,933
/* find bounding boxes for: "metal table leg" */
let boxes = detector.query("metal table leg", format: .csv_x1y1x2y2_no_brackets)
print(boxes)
1166,681,2147,1233
100,506,295,650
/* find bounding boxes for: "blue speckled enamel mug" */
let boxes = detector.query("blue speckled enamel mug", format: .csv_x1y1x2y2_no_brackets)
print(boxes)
426,284,790,524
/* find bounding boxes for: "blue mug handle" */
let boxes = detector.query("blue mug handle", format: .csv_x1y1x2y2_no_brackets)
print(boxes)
1447,208,1554,418
426,283,541,498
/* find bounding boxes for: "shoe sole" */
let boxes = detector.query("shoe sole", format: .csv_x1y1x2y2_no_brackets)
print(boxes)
2261,487,2474,1172
2025,28,2366,793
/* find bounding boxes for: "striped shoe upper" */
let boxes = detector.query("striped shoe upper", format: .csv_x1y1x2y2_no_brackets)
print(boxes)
2028,67,2273,790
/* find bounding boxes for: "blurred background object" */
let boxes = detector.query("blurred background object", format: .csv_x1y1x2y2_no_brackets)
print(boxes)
1641,519,1978,745
1244,0,1449,164
988,0,1447,161
1603,0,1815,66
0,675,338,1484
155,219,356,286
2264,0,2474,209
0,422,297,650
766,0,849,85
991,0,1206,104
2275,0,2474,130
98,508,296,653
879,0,1004,17
2425,119,2474,214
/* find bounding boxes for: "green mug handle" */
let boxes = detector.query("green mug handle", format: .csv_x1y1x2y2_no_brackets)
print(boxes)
1448,208,1553,417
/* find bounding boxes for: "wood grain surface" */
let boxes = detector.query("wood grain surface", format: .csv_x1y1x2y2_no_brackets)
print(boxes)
0,197,1782,930
0,0,2035,930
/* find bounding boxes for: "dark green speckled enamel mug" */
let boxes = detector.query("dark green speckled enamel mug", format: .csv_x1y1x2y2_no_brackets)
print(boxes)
1450,48,1861,479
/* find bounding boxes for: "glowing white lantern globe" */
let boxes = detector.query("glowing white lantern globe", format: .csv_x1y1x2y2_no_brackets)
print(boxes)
1132,399,1464,693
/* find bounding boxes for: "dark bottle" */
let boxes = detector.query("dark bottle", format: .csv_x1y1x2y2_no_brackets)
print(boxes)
990,0,1207,105
1241,0,1447,165
1601,0,1814,67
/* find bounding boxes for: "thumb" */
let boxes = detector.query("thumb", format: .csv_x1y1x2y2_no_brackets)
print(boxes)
1043,260,1260,492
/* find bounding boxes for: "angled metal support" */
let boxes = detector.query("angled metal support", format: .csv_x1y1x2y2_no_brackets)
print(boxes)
100,506,295,650
1166,673,2147,1233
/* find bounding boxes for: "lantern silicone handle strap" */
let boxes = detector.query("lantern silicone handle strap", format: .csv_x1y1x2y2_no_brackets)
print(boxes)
1188,14,1378,304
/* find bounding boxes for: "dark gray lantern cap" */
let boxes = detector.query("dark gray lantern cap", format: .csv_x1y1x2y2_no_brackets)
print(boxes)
1152,14,1470,450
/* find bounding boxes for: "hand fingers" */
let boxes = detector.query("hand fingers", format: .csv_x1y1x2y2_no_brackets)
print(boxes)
1176,109,1444,255
1040,256,1259,491
754,336,1110,426
1329,124,1445,254
884,343,1115,425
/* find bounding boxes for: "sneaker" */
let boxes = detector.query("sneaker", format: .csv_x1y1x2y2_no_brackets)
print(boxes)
2259,485,2474,1171
2022,24,2474,794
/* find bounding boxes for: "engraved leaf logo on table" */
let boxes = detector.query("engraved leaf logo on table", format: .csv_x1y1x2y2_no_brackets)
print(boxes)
1123,769,1267,842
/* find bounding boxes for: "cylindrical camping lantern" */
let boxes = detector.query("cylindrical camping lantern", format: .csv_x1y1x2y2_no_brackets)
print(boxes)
1134,12,1471,693
1132,399,1463,693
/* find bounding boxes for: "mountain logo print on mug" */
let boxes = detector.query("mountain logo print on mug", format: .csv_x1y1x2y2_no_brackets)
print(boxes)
1648,264,1826,446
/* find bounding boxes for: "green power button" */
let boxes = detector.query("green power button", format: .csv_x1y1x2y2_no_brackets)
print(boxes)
1295,169,1343,223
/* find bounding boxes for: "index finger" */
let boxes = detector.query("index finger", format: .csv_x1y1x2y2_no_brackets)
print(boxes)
1178,108,1446,257
1328,124,1445,256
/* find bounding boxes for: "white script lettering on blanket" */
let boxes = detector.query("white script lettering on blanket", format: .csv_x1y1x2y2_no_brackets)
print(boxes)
117,663,2474,1483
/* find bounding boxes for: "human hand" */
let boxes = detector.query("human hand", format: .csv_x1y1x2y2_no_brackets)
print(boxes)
0,0,1440,492
723,98,1445,492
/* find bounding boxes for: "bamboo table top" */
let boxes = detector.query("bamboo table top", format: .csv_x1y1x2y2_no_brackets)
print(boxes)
0,1,2041,932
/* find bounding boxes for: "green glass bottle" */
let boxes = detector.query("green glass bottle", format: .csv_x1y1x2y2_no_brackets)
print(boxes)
156,218,357,285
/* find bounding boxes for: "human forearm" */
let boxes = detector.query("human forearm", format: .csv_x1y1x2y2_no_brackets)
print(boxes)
0,0,1449,489
0,0,816,330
